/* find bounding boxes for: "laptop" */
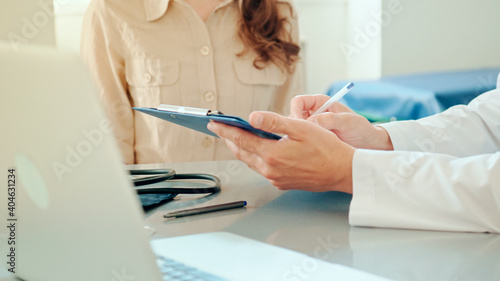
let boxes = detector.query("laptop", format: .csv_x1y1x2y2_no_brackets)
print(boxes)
0,43,388,281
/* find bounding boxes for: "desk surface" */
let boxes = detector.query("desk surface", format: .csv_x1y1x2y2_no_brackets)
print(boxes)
136,160,500,281
1,160,497,280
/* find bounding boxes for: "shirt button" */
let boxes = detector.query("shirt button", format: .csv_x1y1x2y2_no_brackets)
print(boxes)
200,45,210,56
143,73,152,83
202,137,213,148
204,91,215,102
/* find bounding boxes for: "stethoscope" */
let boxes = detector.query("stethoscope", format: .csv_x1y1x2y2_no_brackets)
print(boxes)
129,169,221,195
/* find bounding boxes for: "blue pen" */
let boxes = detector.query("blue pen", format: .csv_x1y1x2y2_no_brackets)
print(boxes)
311,82,354,116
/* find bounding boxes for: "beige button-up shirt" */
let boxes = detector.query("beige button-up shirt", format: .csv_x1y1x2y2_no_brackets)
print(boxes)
81,0,303,164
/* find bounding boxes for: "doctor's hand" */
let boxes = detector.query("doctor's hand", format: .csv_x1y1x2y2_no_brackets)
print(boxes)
207,111,354,194
289,95,394,151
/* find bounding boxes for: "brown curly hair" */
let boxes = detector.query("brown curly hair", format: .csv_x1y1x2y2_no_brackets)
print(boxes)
238,0,300,73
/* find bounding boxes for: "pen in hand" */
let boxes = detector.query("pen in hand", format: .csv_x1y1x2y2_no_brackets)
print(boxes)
311,82,354,116
164,201,247,218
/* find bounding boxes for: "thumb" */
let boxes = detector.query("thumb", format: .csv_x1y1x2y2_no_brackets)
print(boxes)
249,111,315,140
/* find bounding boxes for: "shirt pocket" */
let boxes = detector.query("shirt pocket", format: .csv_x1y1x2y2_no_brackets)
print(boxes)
125,58,180,107
232,60,287,113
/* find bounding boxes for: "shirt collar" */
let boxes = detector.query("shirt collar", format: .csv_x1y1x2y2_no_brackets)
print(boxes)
144,0,238,22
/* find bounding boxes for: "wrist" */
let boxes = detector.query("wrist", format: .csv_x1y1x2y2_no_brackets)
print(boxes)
330,144,354,194
343,147,354,194
373,126,394,151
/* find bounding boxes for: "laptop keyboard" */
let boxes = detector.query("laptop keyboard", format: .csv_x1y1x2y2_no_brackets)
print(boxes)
156,255,227,281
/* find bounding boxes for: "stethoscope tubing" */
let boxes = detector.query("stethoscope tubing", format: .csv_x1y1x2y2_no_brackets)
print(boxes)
129,169,221,195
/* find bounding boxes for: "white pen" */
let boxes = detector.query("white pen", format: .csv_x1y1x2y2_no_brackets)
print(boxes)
311,82,354,116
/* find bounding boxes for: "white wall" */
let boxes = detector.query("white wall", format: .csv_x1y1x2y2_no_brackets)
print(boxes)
0,0,56,49
344,0,500,79
381,0,500,76
53,0,89,51
295,0,349,94
340,0,383,80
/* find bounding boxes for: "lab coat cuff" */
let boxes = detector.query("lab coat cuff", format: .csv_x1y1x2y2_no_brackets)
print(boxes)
377,121,412,151
349,149,376,226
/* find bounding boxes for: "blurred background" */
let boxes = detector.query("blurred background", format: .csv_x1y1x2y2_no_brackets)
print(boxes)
2,0,500,120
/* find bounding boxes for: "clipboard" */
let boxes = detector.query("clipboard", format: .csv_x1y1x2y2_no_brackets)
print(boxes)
133,105,281,140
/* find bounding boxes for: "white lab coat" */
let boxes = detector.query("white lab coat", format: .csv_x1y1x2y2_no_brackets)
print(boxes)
349,73,500,233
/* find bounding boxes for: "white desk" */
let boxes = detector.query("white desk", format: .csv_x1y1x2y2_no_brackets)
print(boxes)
137,160,500,281
2,160,498,281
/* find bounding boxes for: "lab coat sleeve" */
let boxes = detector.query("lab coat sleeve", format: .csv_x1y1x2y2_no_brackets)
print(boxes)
80,0,135,164
349,149,500,233
378,87,500,157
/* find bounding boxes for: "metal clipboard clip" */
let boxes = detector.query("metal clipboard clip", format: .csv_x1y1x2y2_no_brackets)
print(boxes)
157,104,224,116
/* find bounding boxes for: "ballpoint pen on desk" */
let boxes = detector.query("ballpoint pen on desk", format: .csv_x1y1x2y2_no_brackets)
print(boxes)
164,201,247,218
311,82,354,116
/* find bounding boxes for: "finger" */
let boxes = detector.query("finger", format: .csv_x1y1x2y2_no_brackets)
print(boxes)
222,138,260,163
207,121,274,155
222,138,267,172
249,111,323,140
307,112,358,132
328,102,355,114
289,95,331,119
